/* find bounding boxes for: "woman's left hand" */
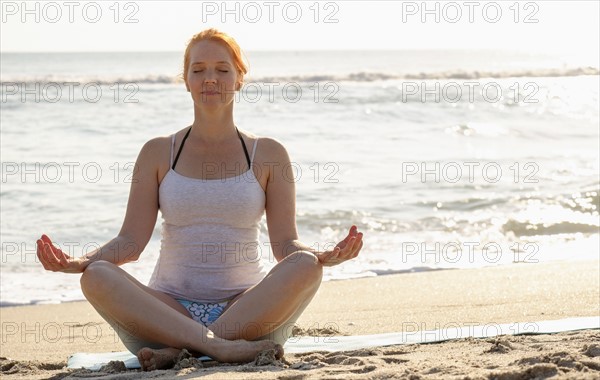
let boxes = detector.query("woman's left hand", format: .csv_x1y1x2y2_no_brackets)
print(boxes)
315,225,363,266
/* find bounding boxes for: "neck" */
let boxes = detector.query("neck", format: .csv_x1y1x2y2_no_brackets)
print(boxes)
190,104,237,142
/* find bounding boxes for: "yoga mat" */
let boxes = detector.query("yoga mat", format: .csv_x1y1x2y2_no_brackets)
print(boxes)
67,316,599,371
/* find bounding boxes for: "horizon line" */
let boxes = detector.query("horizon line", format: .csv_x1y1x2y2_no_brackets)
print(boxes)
0,47,565,54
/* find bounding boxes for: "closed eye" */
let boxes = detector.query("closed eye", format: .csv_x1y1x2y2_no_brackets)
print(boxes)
192,70,229,73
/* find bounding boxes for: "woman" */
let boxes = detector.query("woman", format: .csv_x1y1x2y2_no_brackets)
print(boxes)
36,28,364,370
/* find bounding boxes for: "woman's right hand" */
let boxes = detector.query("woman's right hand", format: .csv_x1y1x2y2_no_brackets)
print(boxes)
37,234,86,273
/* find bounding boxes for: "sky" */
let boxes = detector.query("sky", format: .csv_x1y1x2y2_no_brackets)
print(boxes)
1,0,599,59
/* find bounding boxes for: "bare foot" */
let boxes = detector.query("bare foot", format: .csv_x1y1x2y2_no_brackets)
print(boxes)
136,347,181,371
211,339,284,363
136,340,283,368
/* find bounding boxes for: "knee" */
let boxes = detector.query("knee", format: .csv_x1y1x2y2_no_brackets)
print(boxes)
80,261,118,294
284,251,323,285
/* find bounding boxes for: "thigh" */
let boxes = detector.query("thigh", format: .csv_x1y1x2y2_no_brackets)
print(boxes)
207,251,322,341
90,261,192,319
125,270,191,318
82,262,194,354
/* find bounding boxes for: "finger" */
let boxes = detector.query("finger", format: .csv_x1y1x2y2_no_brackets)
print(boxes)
319,248,339,262
333,241,355,263
351,233,363,255
47,242,67,266
328,247,343,265
43,243,60,270
37,240,51,270
340,226,356,245
339,235,350,246
41,234,68,266
318,248,341,265
55,246,69,266
344,233,363,257
352,240,364,258
50,243,69,262
45,241,61,260
41,234,61,261
45,238,70,263
41,234,52,245
342,236,358,255
39,239,53,267
314,251,329,264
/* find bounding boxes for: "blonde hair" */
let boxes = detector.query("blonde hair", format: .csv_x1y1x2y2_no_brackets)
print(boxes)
181,28,248,89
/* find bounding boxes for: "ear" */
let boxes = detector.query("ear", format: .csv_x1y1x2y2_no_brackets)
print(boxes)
182,73,190,92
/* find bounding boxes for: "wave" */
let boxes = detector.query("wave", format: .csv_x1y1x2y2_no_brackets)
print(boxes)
248,67,600,82
502,219,599,237
368,267,455,276
2,67,598,86
0,74,179,86
559,190,600,214
294,187,599,239
0,299,60,307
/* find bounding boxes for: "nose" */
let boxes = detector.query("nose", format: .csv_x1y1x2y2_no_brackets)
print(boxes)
204,70,217,81
203,77,217,92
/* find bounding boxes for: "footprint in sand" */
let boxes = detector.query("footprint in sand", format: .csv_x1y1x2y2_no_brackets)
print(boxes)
582,343,600,357
485,339,514,354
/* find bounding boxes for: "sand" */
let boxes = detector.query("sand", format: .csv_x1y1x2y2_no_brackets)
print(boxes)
1,259,599,379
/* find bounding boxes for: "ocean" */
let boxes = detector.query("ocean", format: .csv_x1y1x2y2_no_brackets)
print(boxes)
1,50,598,306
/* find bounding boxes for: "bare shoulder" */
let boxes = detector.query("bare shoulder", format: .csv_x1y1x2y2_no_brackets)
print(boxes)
237,126,291,163
142,135,169,151
138,135,170,161
140,126,193,157
252,136,292,191
135,133,178,178
255,136,291,163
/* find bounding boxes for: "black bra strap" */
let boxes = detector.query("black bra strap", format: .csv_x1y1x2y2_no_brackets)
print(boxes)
171,127,191,170
236,127,251,169
171,126,251,170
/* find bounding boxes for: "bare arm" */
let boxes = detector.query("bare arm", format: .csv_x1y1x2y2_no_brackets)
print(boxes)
264,138,363,265
263,138,300,262
37,137,165,273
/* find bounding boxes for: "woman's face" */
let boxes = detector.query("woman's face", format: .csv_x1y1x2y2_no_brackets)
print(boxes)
185,40,241,109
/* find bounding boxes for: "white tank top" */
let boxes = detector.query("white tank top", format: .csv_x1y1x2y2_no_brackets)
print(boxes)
148,131,267,302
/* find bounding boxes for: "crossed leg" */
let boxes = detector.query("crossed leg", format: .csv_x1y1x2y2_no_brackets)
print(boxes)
209,251,323,340
132,251,323,370
79,260,283,369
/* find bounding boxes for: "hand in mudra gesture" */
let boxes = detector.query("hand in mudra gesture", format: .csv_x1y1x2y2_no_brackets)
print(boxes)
315,225,363,267
37,234,86,273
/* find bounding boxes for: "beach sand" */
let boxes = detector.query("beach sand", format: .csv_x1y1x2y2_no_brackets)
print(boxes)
1,259,599,379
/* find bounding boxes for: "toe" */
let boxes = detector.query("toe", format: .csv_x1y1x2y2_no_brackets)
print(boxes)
274,344,284,359
136,348,157,371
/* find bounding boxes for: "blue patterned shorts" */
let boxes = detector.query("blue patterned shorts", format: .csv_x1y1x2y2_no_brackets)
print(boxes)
176,298,228,326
